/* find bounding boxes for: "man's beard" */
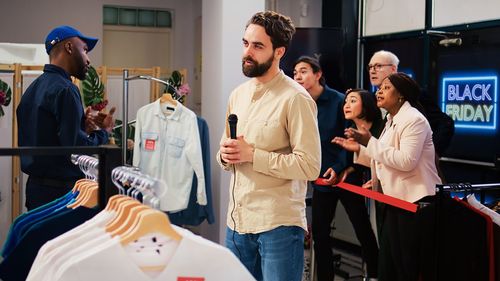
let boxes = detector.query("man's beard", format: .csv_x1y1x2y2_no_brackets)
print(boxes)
74,60,88,80
75,67,87,80
242,53,274,78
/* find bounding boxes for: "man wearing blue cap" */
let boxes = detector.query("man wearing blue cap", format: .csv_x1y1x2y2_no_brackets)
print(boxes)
16,25,115,210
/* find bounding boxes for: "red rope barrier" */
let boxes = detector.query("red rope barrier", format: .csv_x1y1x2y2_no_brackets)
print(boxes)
335,182,418,213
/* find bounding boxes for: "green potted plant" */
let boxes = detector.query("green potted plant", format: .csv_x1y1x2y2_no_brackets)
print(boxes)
164,70,191,104
81,65,108,112
0,79,12,118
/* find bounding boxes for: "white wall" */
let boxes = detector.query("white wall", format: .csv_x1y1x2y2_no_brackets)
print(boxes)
274,0,322,28
363,0,426,36
432,0,500,27
363,0,500,36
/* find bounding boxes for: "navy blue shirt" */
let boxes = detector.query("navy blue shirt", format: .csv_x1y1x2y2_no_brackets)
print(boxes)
16,64,109,181
0,207,99,281
312,85,347,192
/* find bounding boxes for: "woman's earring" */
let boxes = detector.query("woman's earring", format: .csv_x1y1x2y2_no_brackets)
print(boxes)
399,97,403,103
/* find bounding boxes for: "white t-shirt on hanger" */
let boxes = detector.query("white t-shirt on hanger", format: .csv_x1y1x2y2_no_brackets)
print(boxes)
27,210,116,281
54,232,254,281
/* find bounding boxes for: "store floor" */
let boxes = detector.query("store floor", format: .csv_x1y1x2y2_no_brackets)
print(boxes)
303,239,365,281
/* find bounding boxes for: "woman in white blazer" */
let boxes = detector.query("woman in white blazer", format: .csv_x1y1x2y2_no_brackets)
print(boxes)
333,72,441,281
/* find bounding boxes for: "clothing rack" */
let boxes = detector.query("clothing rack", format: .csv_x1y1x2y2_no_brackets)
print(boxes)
436,182,500,204
71,154,99,180
111,165,166,209
432,182,500,281
0,146,122,217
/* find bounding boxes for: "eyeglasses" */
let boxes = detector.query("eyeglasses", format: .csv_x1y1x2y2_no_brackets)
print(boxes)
366,63,393,71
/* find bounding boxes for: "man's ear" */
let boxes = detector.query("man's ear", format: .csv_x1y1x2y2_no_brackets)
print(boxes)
316,70,323,82
391,64,397,73
274,46,285,60
64,41,73,55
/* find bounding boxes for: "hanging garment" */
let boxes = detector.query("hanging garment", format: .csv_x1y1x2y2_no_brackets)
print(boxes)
50,226,254,281
494,224,500,281
133,100,206,212
27,210,117,281
1,191,77,258
27,202,253,281
416,196,490,281
457,198,495,281
169,116,215,226
467,194,500,227
0,207,99,281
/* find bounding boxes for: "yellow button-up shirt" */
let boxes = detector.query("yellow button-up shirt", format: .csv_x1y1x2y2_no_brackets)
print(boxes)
217,71,321,233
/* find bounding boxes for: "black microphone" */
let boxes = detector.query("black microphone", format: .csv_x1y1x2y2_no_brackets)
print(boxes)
228,114,238,139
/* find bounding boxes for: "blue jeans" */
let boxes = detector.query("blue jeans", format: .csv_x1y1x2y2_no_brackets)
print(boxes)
225,226,305,281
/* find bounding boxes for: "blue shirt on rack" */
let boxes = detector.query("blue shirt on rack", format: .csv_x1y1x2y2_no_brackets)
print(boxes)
0,191,76,258
16,64,109,181
0,207,99,281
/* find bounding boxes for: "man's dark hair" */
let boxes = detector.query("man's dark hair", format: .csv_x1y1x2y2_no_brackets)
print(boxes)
246,11,296,52
293,56,326,86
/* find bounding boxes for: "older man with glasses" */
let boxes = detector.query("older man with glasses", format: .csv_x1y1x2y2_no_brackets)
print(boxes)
367,50,399,89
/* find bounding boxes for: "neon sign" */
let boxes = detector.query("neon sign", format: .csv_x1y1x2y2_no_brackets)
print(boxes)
441,75,497,131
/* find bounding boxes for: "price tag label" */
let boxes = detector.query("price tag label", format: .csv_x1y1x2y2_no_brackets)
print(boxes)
145,139,156,151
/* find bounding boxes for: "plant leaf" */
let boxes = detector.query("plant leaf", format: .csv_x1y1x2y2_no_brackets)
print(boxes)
81,65,105,107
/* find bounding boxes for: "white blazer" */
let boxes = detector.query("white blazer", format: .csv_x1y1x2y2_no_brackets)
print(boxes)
357,102,441,203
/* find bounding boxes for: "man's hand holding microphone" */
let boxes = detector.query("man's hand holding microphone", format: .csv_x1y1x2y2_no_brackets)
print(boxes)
220,114,255,164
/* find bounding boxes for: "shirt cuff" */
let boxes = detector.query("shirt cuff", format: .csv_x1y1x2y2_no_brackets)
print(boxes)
216,151,232,171
253,148,269,174
196,179,207,205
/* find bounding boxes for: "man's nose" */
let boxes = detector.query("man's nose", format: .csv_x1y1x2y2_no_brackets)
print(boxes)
243,46,252,57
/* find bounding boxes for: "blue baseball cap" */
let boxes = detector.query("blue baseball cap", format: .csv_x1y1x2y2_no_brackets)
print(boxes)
45,25,98,54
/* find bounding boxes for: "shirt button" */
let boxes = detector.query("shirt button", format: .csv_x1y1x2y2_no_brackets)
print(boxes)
238,203,242,207
251,99,255,103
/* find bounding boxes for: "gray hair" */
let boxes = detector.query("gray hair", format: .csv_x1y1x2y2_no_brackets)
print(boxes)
373,50,400,68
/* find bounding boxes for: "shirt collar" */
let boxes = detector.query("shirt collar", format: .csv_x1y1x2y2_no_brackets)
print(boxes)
317,85,333,102
251,70,285,92
387,101,411,125
43,64,72,81
153,99,184,121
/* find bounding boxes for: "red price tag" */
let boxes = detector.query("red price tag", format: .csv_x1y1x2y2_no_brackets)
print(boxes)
145,139,156,151
177,277,205,281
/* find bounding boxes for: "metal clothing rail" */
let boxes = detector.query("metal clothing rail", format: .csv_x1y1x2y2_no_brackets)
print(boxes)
0,146,122,214
436,182,500,191
111,166,166,209
436,182,500,204
71,154,99,180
